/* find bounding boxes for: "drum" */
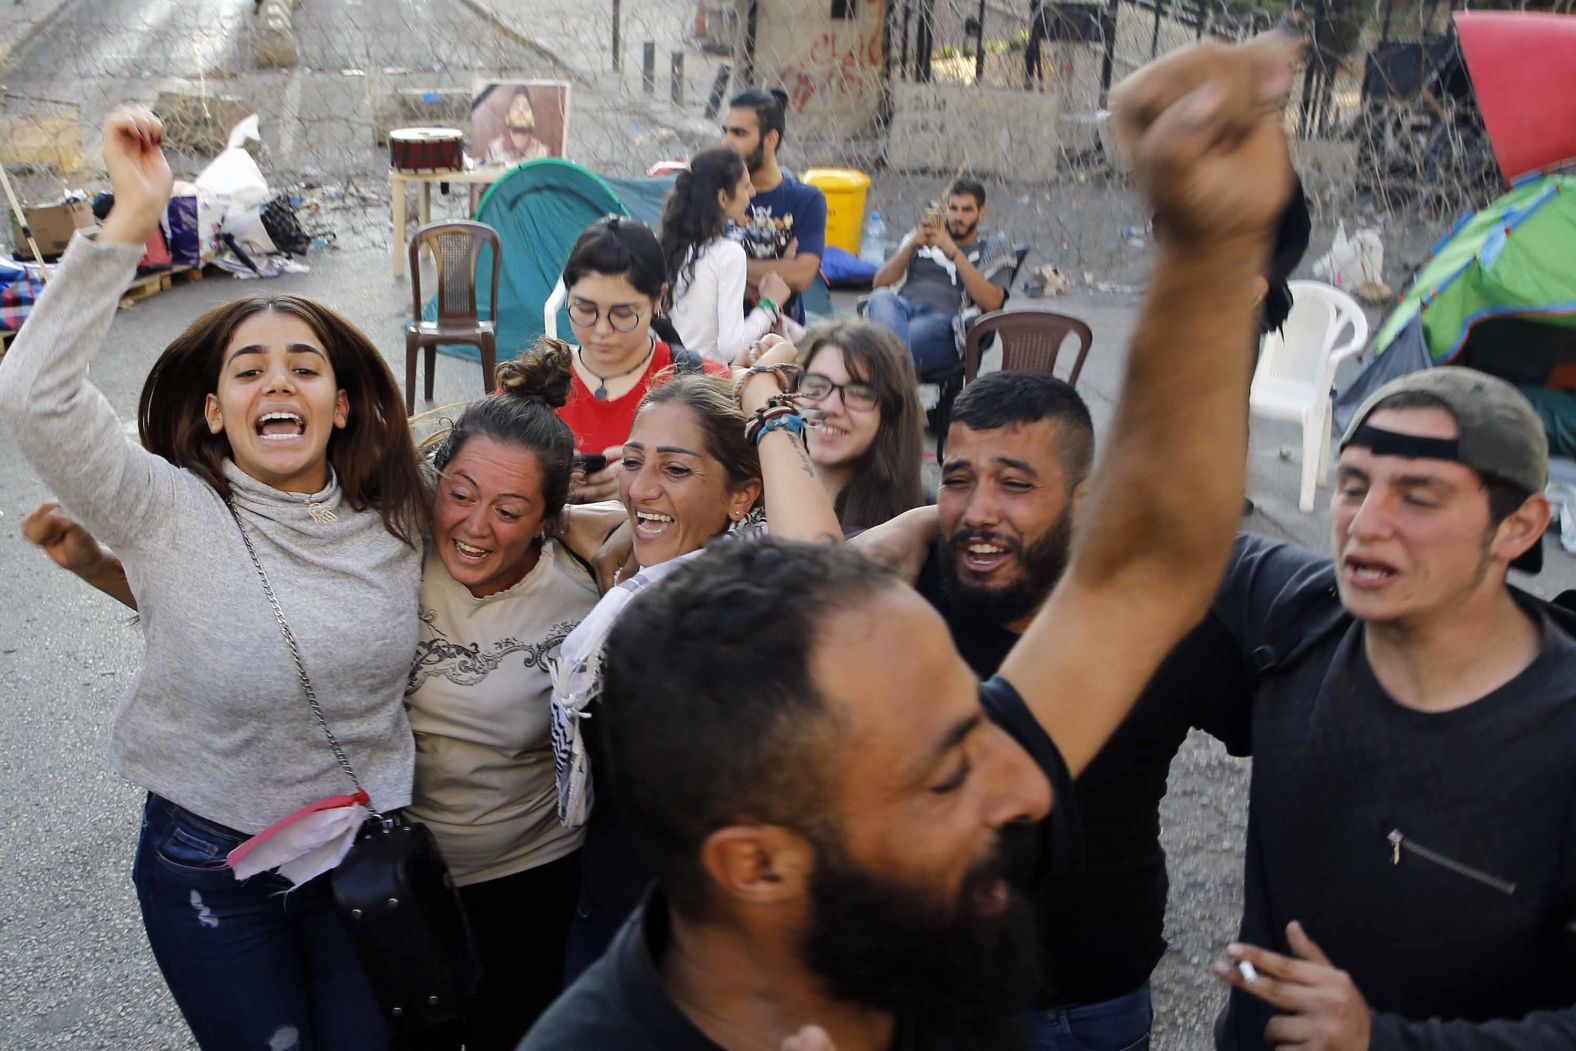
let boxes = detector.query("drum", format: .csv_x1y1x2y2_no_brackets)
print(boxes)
389,128,464,173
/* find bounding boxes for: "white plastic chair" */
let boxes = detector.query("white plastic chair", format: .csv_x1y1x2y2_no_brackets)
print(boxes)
543,276,567,339
1251,280,1370,513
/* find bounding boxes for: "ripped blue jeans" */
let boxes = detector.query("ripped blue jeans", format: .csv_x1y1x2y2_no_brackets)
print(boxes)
132,794,388,1051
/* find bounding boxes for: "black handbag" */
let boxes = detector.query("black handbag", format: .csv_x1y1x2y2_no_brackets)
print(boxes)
229,504,480,1032
260,194,313,256
331,814,480,1028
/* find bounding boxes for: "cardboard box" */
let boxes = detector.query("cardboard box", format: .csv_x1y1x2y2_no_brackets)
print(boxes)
10,198,95,261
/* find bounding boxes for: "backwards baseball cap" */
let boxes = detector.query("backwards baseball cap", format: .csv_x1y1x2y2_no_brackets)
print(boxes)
1339,367,1548,573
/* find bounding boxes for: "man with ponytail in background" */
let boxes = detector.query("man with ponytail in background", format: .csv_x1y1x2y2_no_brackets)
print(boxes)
721,88,827,326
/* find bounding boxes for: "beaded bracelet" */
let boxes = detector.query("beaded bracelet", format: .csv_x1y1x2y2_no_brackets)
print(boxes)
748,362,802,389
754,410,807,448
732,361,803,409
743,403,799,444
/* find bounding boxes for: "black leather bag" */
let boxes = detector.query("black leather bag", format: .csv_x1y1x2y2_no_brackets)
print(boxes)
228,503,479,1033
332,814,479,1030
260,194,312,256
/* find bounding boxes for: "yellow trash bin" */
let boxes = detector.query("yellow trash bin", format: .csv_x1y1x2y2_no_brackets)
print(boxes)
801,168,871,255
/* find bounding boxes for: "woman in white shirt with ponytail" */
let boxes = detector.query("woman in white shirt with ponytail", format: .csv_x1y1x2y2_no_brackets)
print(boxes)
659,148,790,364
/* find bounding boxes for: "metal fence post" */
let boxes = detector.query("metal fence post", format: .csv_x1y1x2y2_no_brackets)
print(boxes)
900,0,912,77
741,0,759,88
1298,0,1325,138
1099,0,1121,104
974,0,987,82
704,62,733,118
917,0,934,82
612,0,622,72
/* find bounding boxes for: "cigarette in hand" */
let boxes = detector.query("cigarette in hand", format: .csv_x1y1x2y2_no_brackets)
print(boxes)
1237,960,1258,984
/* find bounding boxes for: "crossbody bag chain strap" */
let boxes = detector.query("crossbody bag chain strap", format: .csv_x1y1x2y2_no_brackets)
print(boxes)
227,502,377,815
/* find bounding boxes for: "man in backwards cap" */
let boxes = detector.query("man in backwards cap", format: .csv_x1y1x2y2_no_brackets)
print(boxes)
1209,367,1576,1048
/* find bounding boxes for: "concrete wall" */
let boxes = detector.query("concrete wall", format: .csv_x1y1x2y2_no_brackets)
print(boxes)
886,80,1070,177
884,40,1105,179
0,113,82,171
751,0,887,139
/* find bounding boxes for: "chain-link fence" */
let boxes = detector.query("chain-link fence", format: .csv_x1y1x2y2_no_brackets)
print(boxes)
858,0,1568,216
1,0,1571,270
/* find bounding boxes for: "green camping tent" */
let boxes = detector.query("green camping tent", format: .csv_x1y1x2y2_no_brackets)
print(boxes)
1342,174,1576,454
1373,173,1576,364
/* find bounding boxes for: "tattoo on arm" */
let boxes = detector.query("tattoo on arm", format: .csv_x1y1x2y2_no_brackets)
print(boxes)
792,436,818,478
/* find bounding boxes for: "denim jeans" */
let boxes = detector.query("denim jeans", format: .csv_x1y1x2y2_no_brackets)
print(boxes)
1024,983,1153,1051
132,793,388,1051
864,287,960,378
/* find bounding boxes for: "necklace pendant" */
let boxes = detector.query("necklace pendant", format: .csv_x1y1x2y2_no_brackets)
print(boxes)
594,383,609,401
302,496,338,524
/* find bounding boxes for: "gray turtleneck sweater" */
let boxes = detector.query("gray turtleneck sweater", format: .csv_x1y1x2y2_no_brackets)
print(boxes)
0,234,421,833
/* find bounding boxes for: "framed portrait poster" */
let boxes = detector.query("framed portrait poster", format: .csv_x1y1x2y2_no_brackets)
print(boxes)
470,80,571,165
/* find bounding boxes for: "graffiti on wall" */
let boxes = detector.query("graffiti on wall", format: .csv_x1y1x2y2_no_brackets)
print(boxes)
776,27,883,112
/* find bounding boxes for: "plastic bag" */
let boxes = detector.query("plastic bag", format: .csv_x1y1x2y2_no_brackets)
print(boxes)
165,181,225,268
819,244,876,288
223,205,278,257
1313,222,1392,302
196,115,271,214
90,190,174,271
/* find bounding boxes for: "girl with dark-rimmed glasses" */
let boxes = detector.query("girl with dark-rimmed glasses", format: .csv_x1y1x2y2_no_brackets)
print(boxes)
553,217,730,503
793,320,928,534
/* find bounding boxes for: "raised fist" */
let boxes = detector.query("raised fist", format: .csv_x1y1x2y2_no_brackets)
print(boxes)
1111,33,1297,248
100,105,174,247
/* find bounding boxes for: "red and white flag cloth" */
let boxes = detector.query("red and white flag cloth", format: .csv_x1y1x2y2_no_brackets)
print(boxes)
227,791,370,887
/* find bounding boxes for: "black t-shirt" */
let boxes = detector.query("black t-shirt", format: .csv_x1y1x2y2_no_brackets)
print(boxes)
914,544,1020,676
1214,536,1576,1048
915,542,1256,1006
522,677,1081,1049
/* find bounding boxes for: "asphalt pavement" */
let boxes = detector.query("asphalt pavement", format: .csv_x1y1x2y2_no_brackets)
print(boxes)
4,1,1576,1048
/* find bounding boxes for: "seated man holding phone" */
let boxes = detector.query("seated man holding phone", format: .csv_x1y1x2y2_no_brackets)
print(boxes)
865,177,1016,377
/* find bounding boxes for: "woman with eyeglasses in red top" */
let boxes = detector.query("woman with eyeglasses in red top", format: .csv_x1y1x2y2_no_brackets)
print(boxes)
552,217,729,504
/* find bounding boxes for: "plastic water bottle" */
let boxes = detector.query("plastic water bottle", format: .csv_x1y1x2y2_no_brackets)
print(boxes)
860,210,887,267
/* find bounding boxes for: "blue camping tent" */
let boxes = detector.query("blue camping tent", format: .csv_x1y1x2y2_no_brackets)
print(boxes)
436,159,633,362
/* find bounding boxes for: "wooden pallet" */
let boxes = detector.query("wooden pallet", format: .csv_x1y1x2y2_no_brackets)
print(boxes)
119,264,207,308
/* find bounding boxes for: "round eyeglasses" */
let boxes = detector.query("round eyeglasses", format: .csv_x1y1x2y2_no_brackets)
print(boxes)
568,299,645,334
